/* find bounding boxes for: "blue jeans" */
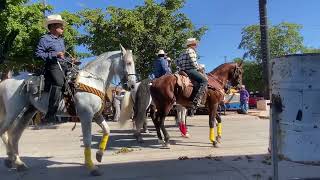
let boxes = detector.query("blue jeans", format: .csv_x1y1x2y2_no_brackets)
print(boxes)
240,101,248,114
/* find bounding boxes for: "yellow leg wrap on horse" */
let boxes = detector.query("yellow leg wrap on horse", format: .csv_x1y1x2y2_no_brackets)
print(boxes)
99,134,109,151
209,128,215,142
84,147,95,169
217,123,222,137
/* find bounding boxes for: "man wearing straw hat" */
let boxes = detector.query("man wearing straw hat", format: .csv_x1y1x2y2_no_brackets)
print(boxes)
176,38,208,110
152,49,171,78
35,14,67,123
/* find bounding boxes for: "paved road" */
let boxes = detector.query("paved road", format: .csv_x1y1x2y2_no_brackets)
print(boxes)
1,113,319,180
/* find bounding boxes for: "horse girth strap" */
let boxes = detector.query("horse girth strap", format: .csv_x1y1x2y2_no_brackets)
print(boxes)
76,83,106,114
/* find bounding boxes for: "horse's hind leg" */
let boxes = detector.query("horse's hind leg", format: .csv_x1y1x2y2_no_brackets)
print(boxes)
151,112,163,144
95,115,110,163
159,111,170,148
7,105,37,171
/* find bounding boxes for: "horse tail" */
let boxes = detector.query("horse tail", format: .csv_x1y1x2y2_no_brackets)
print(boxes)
118,91,134,127
0,81,5,120
133,79,152,130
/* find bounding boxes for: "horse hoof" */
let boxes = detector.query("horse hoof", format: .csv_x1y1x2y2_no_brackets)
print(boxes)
141,129,150,134
164,142,171,149
212,141,220,148
181,133,191,138
96,151,103,163
17,164,29,172
90,169,103,176
4,158,13,169
137,137,144,144
158,139,165,145
216,135,222,143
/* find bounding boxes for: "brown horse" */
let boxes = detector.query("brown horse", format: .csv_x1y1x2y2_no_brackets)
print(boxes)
148,62,243,147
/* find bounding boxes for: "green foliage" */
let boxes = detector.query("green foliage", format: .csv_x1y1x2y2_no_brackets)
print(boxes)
302,47,320,54
238,22,306,92
239,22,304,63
0,1,80,72
79,0,207,78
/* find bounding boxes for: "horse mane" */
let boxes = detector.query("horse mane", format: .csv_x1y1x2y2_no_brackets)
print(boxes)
207,62,237,75
83,51,121,70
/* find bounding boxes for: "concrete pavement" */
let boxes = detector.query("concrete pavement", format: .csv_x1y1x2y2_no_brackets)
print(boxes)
1,113,319,180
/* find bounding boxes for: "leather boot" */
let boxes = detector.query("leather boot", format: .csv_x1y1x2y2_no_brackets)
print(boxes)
45,85,62,123
192,85,206,110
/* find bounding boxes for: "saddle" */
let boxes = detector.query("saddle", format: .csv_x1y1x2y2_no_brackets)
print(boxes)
174,71,225,104
22,68,79,116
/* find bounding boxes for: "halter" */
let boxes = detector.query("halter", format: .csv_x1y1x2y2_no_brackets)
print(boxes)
120,51,137,88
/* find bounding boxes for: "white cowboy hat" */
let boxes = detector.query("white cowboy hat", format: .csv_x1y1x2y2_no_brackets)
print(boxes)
186,38,198,46
45,14,66,29
157,49,166,55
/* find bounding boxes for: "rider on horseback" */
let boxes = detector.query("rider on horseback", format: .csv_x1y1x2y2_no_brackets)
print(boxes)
151,50,172,79
176,38,208,110
35,14,67,123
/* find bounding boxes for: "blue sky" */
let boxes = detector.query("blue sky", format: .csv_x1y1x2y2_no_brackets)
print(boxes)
33,0,320,71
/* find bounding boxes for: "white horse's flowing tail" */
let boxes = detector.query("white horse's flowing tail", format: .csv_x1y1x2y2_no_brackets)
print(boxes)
133,79,152,130
119,91,133,127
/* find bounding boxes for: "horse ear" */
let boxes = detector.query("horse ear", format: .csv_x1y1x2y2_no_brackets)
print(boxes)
120,44,126,54
238,60,243,67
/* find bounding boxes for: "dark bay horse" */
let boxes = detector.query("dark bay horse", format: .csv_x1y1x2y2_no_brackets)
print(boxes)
147,62,243,147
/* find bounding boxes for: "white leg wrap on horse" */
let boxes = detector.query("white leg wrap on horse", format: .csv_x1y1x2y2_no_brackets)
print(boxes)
100,120,110,135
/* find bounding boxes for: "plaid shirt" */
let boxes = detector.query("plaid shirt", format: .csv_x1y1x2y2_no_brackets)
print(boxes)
176,47,199,70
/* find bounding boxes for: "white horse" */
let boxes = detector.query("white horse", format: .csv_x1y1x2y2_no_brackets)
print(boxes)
0,45,136,176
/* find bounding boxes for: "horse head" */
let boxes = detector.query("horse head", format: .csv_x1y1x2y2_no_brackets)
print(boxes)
119,44,136,91
228,61,243,88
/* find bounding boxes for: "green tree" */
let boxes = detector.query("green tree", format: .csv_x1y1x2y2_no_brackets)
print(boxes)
79,0,207,78
238,22,305,93
0,0,80,72
239,22,304,63
302,47,320,54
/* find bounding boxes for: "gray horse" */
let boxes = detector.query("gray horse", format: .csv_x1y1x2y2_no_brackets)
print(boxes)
0,45,136,176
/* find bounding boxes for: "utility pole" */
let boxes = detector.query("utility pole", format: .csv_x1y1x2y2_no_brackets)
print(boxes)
259,0,270,100
224,56,227,63
259,1,277,180
42,0,47,16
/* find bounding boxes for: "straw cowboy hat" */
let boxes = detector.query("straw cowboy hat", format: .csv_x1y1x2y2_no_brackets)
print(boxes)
157,49,166,55
45,14,66,29
186,38,198,46
199,64,205,69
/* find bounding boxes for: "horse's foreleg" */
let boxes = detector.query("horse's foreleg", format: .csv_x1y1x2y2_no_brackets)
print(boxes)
1,131,14,169
216,113,222,143
79,112,101,176
8,106,36,171
209,103,219,147
95,115,110,163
